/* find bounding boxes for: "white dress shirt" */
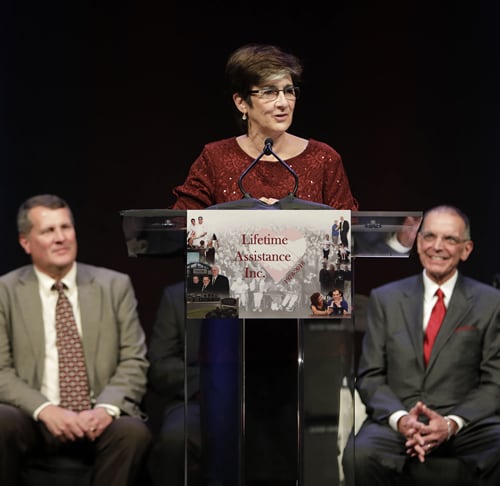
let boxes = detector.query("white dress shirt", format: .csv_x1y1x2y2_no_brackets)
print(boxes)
32,263,120,419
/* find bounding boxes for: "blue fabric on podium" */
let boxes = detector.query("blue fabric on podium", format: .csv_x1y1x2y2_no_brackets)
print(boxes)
199,317,240,482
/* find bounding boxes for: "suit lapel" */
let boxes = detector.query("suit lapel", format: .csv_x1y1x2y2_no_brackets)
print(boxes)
17,269,45,381
401,279,426,368
76,264,101,386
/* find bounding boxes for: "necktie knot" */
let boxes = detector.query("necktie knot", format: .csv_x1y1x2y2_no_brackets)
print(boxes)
53,281,67,293
435,288,445,301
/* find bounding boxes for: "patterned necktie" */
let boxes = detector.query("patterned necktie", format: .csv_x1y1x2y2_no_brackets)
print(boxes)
423,288,446,366
53,282,91,411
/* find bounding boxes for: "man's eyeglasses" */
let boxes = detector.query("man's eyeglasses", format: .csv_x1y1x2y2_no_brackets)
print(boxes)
249,86,300,102
420,231,469,246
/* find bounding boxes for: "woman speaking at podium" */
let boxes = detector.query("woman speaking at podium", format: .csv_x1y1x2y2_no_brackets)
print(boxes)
171,43,359,211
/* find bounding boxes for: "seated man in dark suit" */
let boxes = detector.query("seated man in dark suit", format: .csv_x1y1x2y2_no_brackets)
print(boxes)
147,281,202,486
147,281,240,486
343,205,500,485
0,194,151,486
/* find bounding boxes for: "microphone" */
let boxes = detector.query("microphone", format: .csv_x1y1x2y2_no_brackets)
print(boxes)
264,137,273,155
238,138,300,199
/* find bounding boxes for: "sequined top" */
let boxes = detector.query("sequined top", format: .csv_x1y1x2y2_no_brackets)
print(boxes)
172,137,359,210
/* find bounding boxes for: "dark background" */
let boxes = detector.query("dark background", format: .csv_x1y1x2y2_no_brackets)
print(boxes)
2,2,499,336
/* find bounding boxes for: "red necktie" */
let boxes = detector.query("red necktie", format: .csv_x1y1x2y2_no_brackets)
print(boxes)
54,282,91,412
423,288,446,366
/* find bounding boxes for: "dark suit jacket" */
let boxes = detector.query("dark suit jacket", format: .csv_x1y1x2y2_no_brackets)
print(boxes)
340,219,350,242
0,262,148,418
209,275,230,298
357,272,500,425
147,281,200,403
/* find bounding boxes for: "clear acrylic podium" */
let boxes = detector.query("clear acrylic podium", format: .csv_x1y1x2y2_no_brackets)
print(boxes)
121,208,422,486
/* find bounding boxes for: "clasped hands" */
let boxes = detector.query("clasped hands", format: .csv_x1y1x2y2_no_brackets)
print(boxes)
398,401,456,462
39,404,114,442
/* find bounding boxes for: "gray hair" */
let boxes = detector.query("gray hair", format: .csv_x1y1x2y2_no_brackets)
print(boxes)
422,205,471,240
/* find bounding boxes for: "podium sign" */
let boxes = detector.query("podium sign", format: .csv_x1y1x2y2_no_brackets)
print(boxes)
185,209,352,319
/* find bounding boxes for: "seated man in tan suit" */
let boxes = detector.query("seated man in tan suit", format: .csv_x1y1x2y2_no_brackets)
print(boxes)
0,194,152,486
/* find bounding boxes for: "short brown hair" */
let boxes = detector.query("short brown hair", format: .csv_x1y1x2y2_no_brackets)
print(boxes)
17,194,73,235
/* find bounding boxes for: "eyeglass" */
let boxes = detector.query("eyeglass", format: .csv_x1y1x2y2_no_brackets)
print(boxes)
248,86,300,101
420,231,468,246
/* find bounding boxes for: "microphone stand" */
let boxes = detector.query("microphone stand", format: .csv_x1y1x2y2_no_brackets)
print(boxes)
238,138,299,198
237,140,270,199
265,144,299,198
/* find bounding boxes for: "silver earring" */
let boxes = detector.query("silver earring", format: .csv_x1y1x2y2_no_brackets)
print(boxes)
242,113,247,121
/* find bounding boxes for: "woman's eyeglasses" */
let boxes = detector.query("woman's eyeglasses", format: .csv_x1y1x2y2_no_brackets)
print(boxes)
249,86,300,102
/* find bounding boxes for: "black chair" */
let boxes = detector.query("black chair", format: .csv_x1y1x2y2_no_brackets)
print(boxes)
399,456,479,486
20,450,153,486
20,449,94,486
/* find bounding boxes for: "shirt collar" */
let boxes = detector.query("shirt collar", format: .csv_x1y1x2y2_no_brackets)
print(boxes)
34,263,77,294
422,269,458,304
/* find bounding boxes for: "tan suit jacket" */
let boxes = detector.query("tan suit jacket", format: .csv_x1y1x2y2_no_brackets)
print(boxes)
0,262,148,418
